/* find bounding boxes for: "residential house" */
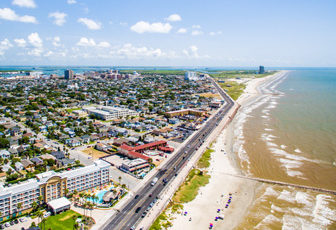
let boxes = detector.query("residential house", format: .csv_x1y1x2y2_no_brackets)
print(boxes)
15,162,24,171
0,150,10,158
65,138,82,147
80,135,90,144
9,125,21,136
31,157,44,165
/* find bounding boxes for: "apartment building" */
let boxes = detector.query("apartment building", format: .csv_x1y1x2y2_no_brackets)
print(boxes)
0,160,110,218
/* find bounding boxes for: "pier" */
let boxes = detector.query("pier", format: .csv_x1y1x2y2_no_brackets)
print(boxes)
223,173,336,195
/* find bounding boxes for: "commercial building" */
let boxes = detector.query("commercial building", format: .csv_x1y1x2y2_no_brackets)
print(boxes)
120,158,149,173
165,109,206,118
258,66,265,74
84,106,138,120
64,69,74,80
0,160,110,219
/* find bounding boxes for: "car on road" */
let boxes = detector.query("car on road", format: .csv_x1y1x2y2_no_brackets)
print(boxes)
4,223,10,227
141,212,147,218
135,207,142,213
134,194,139,199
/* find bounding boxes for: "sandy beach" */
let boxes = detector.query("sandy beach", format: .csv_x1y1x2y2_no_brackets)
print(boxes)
167,71,288,230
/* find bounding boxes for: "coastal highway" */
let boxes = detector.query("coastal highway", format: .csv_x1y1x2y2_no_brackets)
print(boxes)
101,77,234,230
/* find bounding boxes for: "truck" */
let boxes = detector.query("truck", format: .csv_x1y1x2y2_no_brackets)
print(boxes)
151,177,158,186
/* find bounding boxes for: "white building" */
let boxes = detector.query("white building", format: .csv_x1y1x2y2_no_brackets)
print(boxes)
0,160,110,219
184,71,198,81
120,158,149,173
84,106,138,120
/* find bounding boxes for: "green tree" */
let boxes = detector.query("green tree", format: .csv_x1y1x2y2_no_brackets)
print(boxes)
0,138,9,149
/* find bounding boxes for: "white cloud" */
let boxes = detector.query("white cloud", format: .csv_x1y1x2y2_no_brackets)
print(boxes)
191,30,203,36
0,8,37,23
130,21,172,34
97,41,110,48
78,18,101,30
44,51,53,57
192,25,201,29
182,45,208,59
14,38,26,47
0,39,13,55
209,31,222,36
12,0,36,8
28,48,43,56
76,37,110,48
177,28,187,34
120,22,128,26
67,0,77,4
76,37,96,47
49,12,67,26
52,36,61,47
166,14,182,22
115,43,164,58
28,32,43,47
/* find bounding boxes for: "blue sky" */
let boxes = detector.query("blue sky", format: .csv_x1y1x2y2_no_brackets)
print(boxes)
0,0,335,66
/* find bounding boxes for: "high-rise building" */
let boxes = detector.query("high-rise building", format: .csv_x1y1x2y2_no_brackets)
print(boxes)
64,69,74,80
184,71,198,81
258,66,265,74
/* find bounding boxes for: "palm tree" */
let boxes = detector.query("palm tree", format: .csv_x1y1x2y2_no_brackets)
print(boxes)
95,195,99,206
41,218,46,230
79,193,84,206
17,202,22,215
73,222,79,230
38,195,43,205
32,201,37,212
37,211,44,226
118,176,122,185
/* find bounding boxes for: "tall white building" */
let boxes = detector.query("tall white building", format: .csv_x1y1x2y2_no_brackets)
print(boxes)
184,71,198,81
0,160,110,219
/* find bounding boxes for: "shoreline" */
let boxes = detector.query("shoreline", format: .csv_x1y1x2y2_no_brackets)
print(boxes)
167,71,288,230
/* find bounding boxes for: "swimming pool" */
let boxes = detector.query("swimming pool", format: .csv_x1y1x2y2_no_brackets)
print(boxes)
86,185,114,204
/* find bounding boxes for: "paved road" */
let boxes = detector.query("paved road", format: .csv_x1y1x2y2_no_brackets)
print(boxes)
101,77,235,230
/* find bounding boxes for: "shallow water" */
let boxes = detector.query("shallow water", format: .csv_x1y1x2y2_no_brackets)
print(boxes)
234,70,336,229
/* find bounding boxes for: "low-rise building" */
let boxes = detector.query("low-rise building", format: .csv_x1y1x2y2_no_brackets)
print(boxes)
84,106,138,120
120,159,149,173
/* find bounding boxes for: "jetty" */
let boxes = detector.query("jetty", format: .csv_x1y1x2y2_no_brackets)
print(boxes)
222,173,336,195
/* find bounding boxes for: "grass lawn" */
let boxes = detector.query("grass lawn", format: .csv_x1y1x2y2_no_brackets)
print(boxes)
197,148,214,169
39,210,82,230
219,81,246,101
66,108,81,113
173,169,210,203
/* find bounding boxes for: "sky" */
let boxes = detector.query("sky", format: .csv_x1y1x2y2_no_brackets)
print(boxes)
0,0,335,67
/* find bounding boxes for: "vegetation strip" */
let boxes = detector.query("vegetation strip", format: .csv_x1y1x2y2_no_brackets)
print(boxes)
150,147,213,230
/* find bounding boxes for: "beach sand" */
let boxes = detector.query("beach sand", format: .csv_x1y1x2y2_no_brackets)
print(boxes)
168,72,287,230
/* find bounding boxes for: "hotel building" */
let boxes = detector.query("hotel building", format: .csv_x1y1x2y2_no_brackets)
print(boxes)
0,160,110,218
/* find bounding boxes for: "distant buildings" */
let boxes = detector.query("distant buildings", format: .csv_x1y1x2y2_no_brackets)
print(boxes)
258,66,265,74
64,69,74,80
184,71,198,81
84,106,138,120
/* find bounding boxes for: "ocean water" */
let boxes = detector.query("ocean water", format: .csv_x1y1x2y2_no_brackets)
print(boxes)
234,70,336,229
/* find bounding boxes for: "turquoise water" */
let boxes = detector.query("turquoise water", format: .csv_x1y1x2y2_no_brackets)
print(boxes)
86,186,114,204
